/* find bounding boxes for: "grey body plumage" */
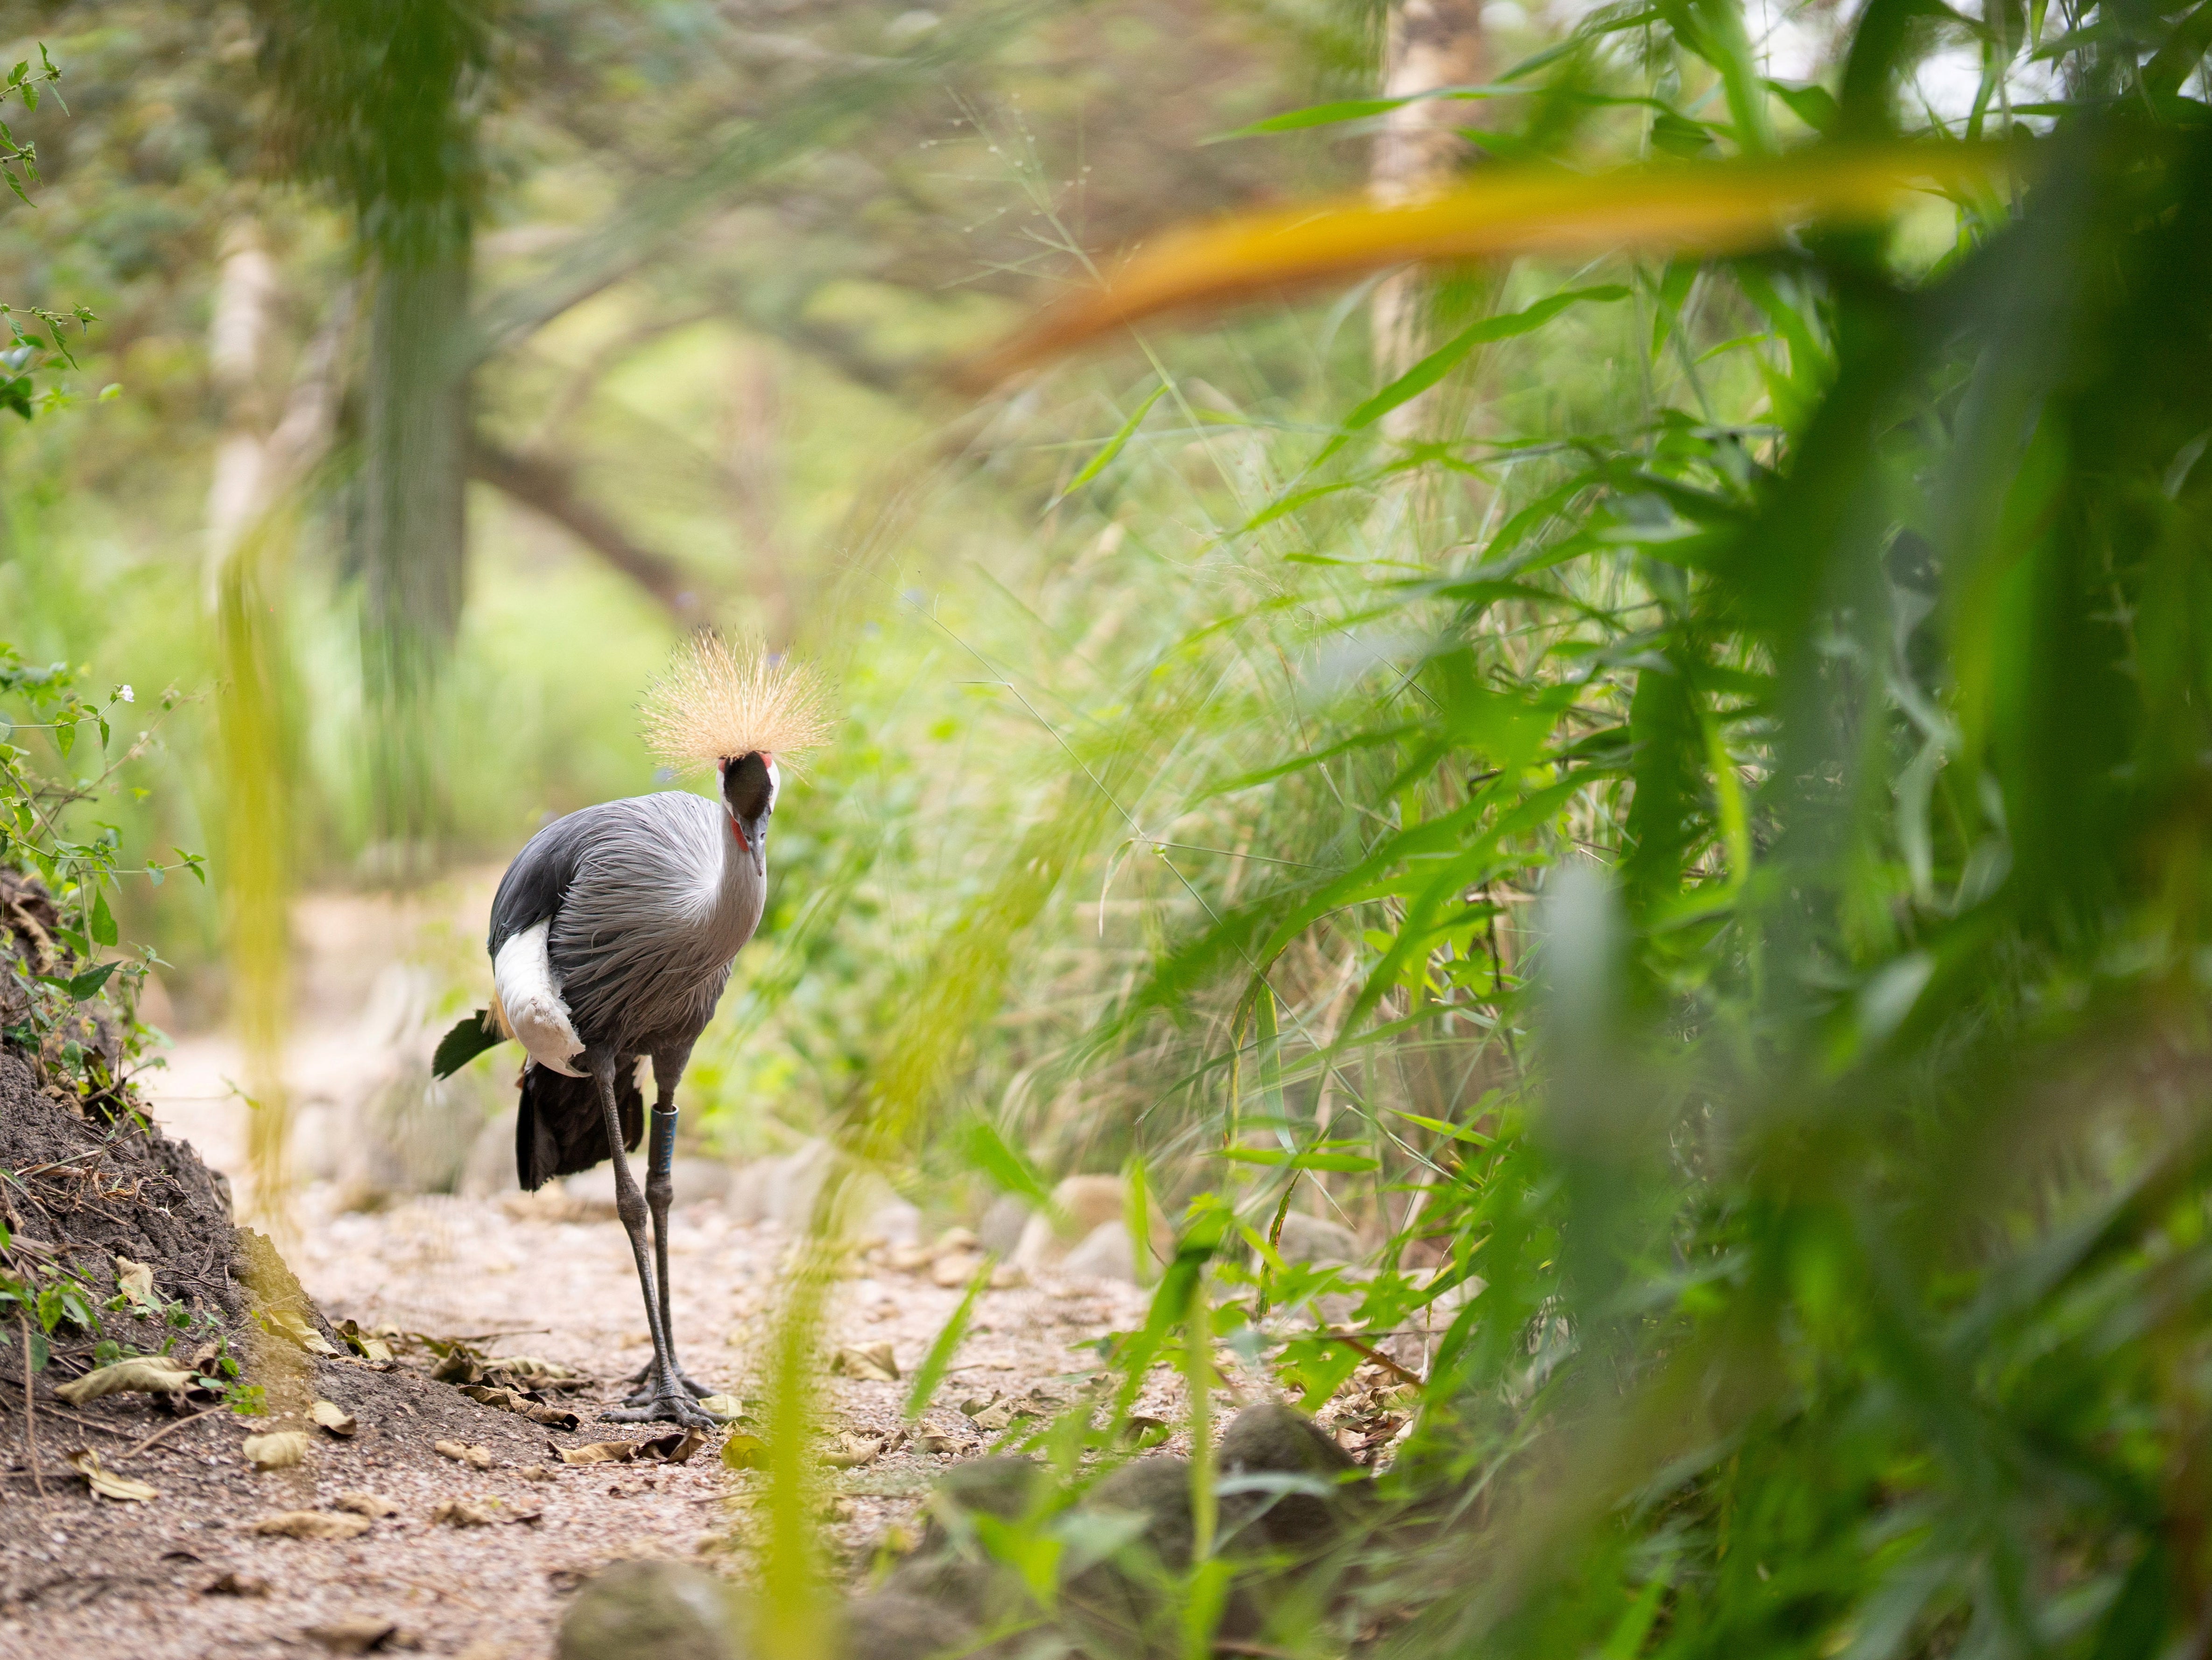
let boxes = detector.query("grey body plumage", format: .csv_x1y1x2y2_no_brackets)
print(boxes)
491,791,763,1057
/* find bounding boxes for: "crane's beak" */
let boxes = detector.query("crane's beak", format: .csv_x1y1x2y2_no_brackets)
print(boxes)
733,812,768,880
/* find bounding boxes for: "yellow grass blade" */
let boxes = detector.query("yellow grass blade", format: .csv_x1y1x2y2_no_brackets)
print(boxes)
976,144,2015,378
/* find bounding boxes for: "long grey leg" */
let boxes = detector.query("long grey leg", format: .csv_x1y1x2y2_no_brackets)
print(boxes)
621,1048,714,1403
596,1054,712,1429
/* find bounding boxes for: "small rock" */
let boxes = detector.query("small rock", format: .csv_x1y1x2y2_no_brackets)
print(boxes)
557,1560,744,1660
1061,1219,1136,1282
842,1590,978,1660
930,1250,986,1288
1217,1400,1361,1553
1271,1211,1360,1266
976,1193,1032,1258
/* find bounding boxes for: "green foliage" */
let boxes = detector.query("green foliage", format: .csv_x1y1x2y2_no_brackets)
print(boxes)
802,2,2212,1656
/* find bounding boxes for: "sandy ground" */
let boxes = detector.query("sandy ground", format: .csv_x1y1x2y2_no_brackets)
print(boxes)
0,1052,1152,1660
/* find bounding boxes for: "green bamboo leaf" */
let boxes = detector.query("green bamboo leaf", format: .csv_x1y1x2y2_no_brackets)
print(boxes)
1054,380,1168,501
904,1254,992,1421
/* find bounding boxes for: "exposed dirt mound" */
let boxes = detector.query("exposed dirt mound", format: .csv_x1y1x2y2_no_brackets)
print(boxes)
0,1045,245,1333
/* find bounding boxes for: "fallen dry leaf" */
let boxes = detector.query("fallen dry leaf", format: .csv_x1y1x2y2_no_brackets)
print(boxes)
204,1570,269,1597
886,1244,935,1273
333,1319,394,1365
486,1353,589,1388
721,1432,768,1470
433,1440,493,1469
312,1400,358,1438
113,1255,157,1308
261,1307,341,1357
333,1491,400,1518
636,1427,710,1464
305,1615,399,1653
824,1431,886,1469
457,1383,579,1429
958,1392,999,1417
430,1499,495,1528
53,1355,196,1404
65,1447,157,1502
517,1463,555,1483
697,1393,745,1421
243,1430,312,1471
990,1263,1027,1289
831,1342,900,1382
251,1510,373,1541
558,1440,637,1466
915,1431,959,1455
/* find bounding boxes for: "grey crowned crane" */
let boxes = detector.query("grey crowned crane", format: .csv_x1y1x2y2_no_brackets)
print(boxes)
434,637,831,1428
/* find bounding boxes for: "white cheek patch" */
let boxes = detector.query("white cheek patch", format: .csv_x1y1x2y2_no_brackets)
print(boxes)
493,920,586,1077
764,757,781,814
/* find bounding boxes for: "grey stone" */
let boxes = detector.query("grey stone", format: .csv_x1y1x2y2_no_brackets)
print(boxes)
841,1589,978,1660
977,1193,1032,1259
1217,1401,1360,1554
1059,1219,1136,1282
556,1559,744,1660
1271,1212,1360,1266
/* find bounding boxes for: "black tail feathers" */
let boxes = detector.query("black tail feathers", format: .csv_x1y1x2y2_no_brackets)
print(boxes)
515,1062,645,1191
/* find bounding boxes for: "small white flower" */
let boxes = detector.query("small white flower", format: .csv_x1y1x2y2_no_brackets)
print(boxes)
118,685,133,703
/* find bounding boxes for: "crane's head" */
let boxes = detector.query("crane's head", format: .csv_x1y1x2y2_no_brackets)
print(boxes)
640,633,835,883
720,751,779,877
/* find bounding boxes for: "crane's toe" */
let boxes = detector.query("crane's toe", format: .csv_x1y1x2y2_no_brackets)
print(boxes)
604,1390,721,1430
619,1361,716,1402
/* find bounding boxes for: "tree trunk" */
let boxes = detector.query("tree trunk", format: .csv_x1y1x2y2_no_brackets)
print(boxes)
205,222,280,573
360,248,470,857
1371,0,1488,436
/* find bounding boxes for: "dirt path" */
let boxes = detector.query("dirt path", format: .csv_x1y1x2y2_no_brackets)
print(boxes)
0,1133,1148,1659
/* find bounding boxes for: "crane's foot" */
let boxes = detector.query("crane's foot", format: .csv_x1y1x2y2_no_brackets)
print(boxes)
603,1388,721,1431
617,1360,715,1402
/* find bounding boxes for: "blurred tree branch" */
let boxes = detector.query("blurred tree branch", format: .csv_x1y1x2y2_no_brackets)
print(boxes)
465,436,705,626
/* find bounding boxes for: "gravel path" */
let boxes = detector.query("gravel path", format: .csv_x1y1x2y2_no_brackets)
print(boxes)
0,1173,1149,1660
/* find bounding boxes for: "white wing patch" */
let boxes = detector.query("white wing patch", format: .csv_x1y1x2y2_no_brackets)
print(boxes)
494,920,586,1077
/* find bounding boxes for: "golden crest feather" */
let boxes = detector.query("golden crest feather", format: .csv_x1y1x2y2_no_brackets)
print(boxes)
640,634,835,773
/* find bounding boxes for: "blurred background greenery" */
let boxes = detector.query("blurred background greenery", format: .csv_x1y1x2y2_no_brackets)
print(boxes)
10,0,2212,1651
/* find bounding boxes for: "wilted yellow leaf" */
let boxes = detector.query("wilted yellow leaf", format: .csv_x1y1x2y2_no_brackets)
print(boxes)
260,1307,340,1357
831,1342,900,1382
636,1427,710,1464
978,145,2014,377
558,1440,636,1466
721,1431,768,1470
243,1430,310,1470
53,1356,196,1404
113,1256,156,1309
65,1447,157,1502
251,1509,372,1540
332,1490,400,1517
